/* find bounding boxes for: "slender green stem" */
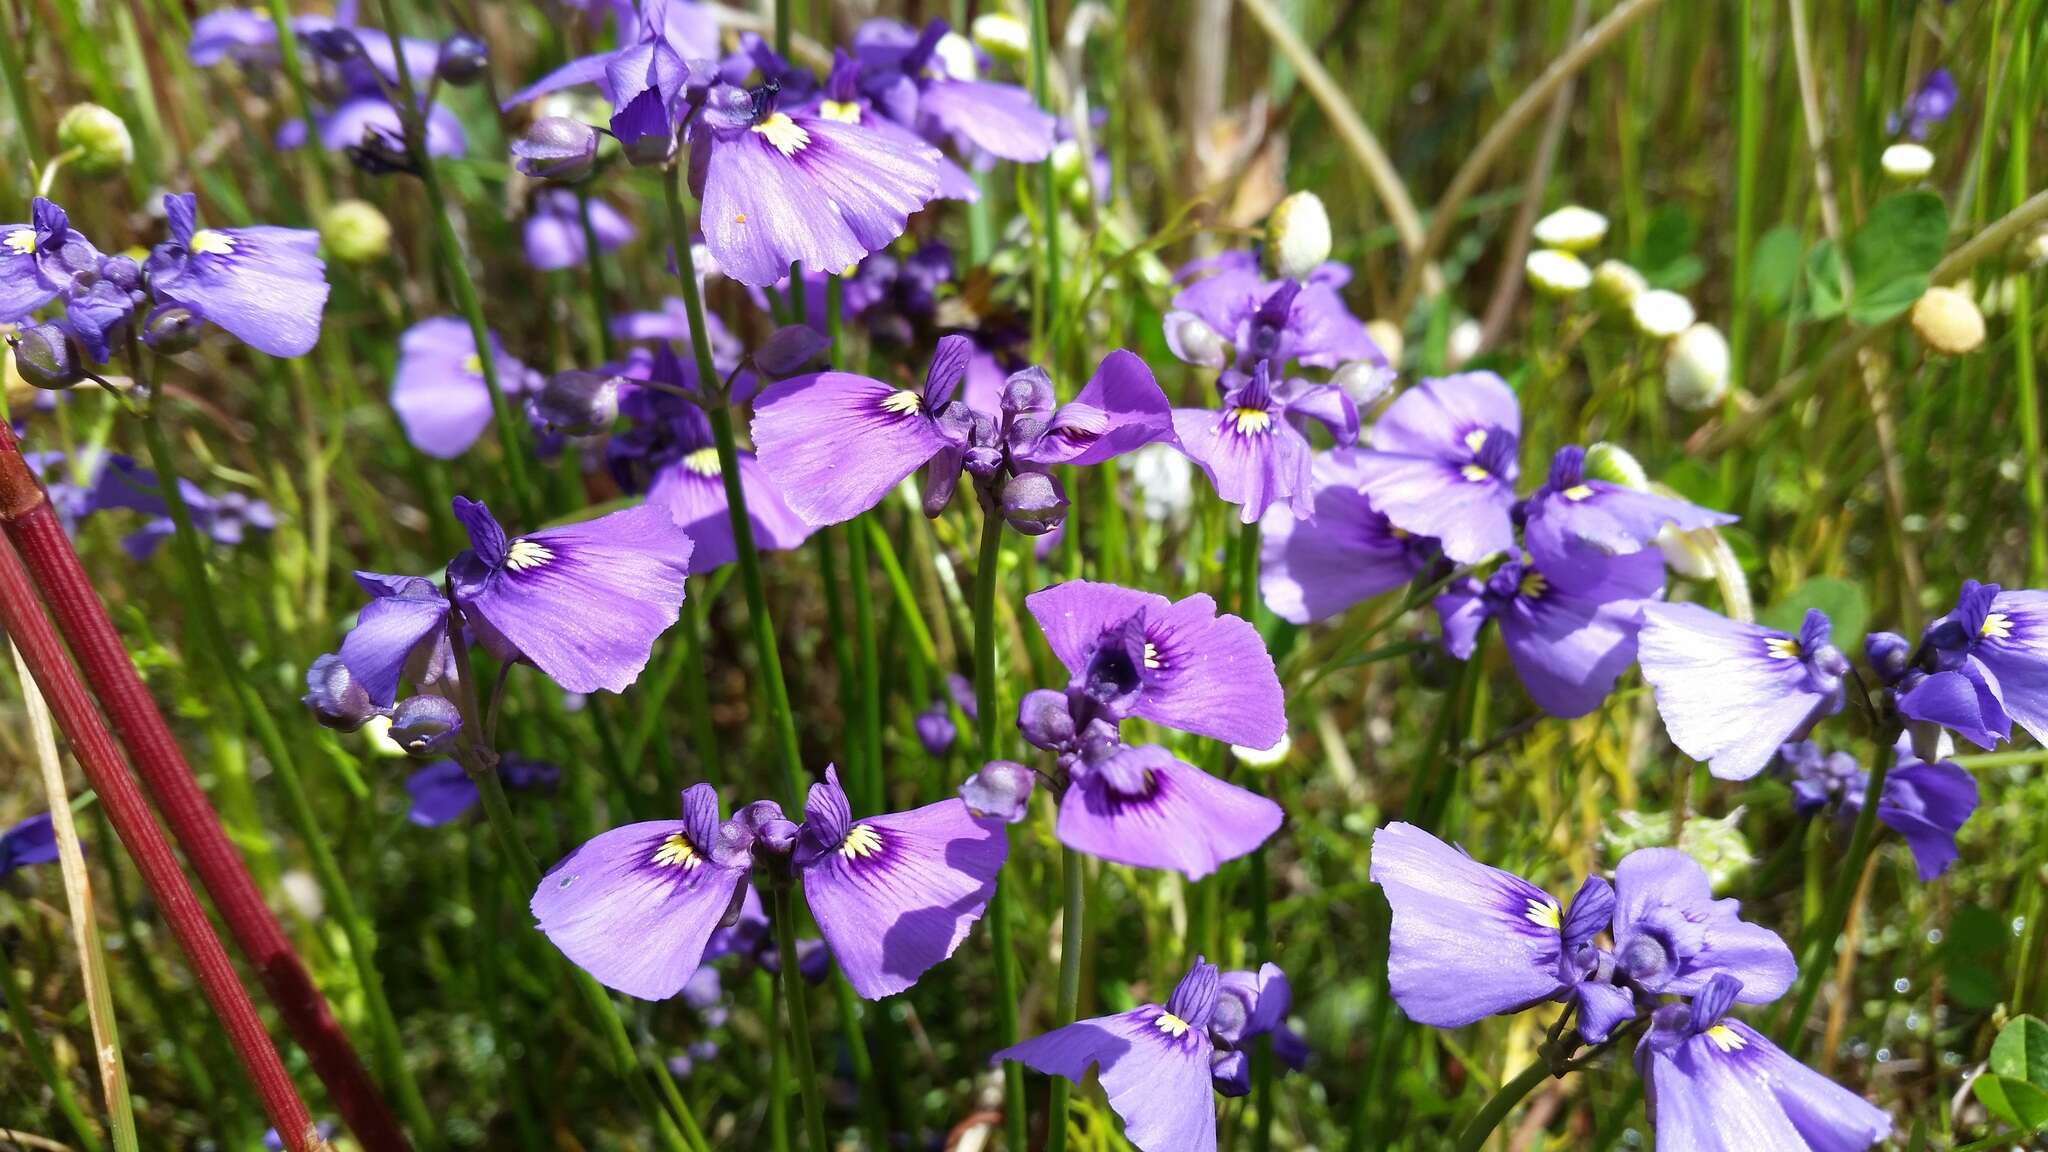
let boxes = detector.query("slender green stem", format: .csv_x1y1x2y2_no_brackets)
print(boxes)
1773,716,1901,1054
371,0,533,515
0,0,43,176
771,882,830,1152
1451,1057,1554,1152
762,971,790,1152
662,163,809,808
846,514,884,811
136,398,439,1150
1044,845,1088,1152
2011,28,2044,585
1029,0,1060,364
971,495,1029,1152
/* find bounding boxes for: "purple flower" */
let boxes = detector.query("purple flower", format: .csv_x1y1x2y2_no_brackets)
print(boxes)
753,338,1170,527
958,759,1035,824
915,703,956,756
1435,549,1664,718
1369,822,1577,1029
522,190,635,273
1212,963,1309,1080
1026,580,1286,751
1891,68,1958,140
799,50,981,203
0,813,59,874
1258,451,1435,624
692,80,943,286
0,199,102,324
500,0,719,112
623,345,811,572
1164,256,1379,373
1172,361,1359,524
1608,849,1795,1003
334,572,454,708
1778,739,1978,881
1351,373,1521,563
143,193,327,357
405,757,560,827
390,317,543,459
447,496,695,694
1055,742,1281,880
1637,976,1891,1152
849,19,1055,165
531,783,756,999
1897,581,2048,749
276,95,468,160
791,766,1007,999
1637,605,1848,780
612,298,744,369
994,958,1227,1152
1522,445,1735,592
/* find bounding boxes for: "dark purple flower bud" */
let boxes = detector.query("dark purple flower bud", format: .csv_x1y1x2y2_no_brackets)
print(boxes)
1864,630,1912,686
388,694,464,756
143,304,204,354
735,799,799,855
531,369,622,435
303,27,366,63
915,703,956,757
1211,1049,1252,1097
435,32,490,87
303,653,379,731
1017,688,1076,752
959,759,1034,824
99,254,140,292
512,117,599,182
753,325,829,376
8,325,81,389
998,470,1066,536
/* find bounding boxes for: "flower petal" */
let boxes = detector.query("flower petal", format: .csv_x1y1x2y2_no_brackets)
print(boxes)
1057,746,1281,879
751,371,948,526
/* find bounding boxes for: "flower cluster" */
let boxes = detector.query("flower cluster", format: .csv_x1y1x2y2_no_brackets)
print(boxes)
2,195,328,375
1372,823,1892,1151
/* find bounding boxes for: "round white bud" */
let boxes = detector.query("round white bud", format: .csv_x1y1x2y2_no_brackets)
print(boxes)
971,14,1031,64
1910,286,1986,355
1267,191,1333,281
1532,205,1609,252
1880,142,1936,182
1664,322,1730,411
1631,289,1697,338
1525,248,1592,296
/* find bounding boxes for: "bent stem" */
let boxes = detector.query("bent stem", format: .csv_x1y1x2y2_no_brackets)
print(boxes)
660,162,810,810
770,881,831,1152
970,493,1030,1152
1451,1056,1555,1152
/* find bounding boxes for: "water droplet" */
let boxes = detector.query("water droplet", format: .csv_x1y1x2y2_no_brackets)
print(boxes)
1875,1048,1892,1063
558,875,575,888
2014,916,2028,937
1925,928,1944,945
1893,978,1911,994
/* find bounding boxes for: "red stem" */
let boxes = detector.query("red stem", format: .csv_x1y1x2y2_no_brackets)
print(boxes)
0,423,408,1151
0,532,325,1152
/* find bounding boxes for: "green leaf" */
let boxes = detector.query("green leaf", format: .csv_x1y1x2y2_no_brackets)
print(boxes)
1751,225,1805,314
1805,240,1846,321
1992,1016,2048,1091
1638,205,1702,289
1844,190,1949,326
1972,1073,2048,1133
1759,577,1869,653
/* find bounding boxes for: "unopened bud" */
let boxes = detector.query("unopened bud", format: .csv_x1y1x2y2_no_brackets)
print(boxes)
389,694,464,757
1583,442,1649,490
57,103,134,175
1166,311,1226,368
1592,259,1648,314
915,704,957,757
303,654,379,731
531,369,621,435
959,760,1035,824
513,116,600,182
1632,290,1696,339
1267,191,1332,281
1445,319,1482,369
971,13,1030,64
932,31,978,81
435,31,490,87
1664,322,1730,411
1880,142,1935,182
8,325,81,389
1532,205,1608,252
1525,248,1591,297
999,469,1067,535
319,198,392,264
1017,688,1076,751
1910,285,1985,355
1331,360,1395,408
142,304,204,354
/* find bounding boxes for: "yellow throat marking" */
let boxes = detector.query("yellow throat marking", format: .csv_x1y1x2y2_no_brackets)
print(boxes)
1230,407,1272,435
1155,1012,1190,1038
504,539,555,572
652,833,701,869
189,229,237,256
1981,612,2013,641
1705,1024,1746,1052
3,230,35,256
1765,636,1802,661
684,447,722,478
880,389,923,416
753,112,812,156
1562,484,1594,501
840,824,883,860
1524,899,1562,930
818,100,862,124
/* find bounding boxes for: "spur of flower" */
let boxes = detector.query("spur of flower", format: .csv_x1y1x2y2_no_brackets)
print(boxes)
532,768,1007,1000
994,955,1307,1152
